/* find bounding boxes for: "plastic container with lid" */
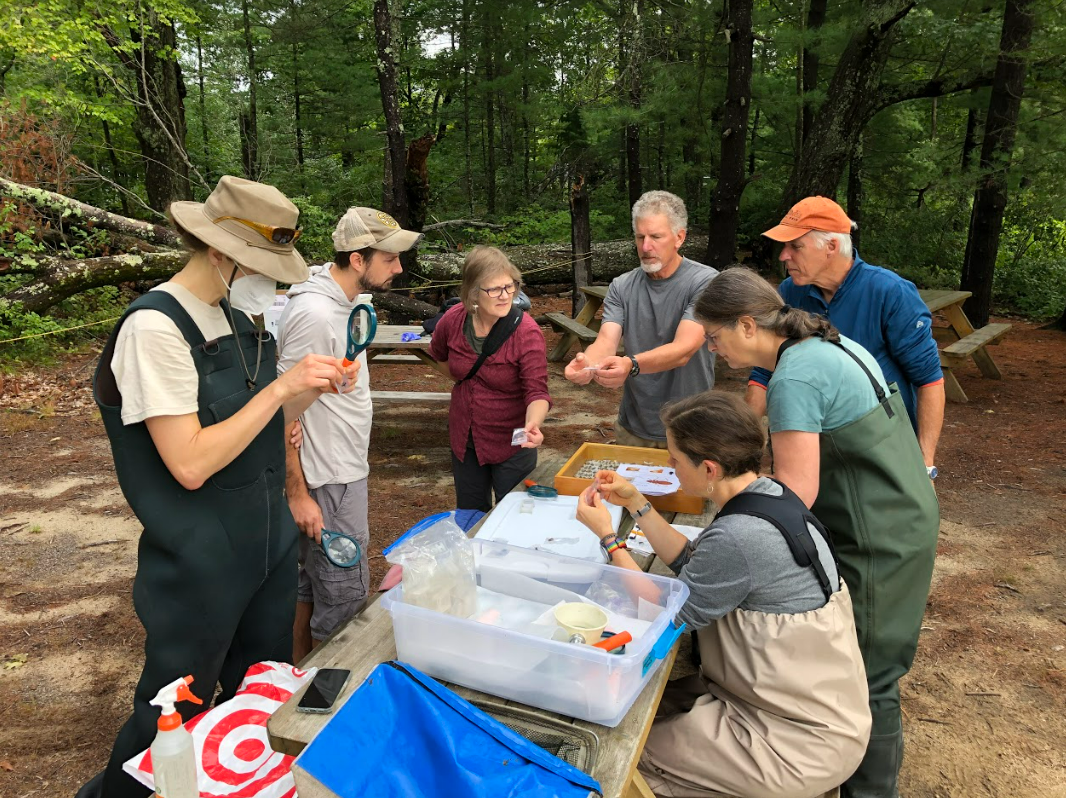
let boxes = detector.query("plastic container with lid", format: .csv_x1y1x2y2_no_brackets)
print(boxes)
380,538,689,727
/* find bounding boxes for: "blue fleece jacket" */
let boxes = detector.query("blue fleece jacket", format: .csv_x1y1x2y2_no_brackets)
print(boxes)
750,255,943,428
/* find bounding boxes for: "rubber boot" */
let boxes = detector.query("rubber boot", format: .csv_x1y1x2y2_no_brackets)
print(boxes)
841,728,903,798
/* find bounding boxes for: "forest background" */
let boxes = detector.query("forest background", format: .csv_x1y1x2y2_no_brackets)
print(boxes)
0,0,1064,360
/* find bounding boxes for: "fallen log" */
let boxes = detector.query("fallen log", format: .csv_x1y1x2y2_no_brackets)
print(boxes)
1,251,184,313
0,178,181,248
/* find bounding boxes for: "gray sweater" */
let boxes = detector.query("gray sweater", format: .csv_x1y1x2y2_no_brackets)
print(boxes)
669,478,839,630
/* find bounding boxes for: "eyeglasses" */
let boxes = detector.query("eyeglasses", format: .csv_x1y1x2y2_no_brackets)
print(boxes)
214,215,303,245
478,281,520,299
703,325,727,346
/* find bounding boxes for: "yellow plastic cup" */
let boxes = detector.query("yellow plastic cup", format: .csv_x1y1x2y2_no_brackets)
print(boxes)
554,602,609,645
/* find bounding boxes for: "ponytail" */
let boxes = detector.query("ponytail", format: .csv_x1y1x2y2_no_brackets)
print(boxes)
694,266,840,343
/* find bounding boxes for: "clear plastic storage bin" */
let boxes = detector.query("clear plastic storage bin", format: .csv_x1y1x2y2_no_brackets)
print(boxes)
380,538,690,727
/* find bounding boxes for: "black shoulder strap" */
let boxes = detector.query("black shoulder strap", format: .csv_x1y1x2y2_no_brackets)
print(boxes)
777,334,893,419
715,479,837,600
458,307,523,384
94,290,208,409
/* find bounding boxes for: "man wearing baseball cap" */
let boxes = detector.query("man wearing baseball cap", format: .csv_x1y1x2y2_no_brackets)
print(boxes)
277,207,421,662
751,196,944,798
750,196,944,474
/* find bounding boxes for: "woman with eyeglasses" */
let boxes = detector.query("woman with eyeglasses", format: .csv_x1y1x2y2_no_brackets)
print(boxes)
83,176,357,798
428,245,551,511
576,391,870,798
694,267,939,798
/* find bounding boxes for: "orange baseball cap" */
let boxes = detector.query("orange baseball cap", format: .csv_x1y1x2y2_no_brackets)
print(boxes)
762,196,853,242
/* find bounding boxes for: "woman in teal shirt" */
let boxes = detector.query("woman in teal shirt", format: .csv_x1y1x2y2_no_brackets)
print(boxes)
694,267,939,798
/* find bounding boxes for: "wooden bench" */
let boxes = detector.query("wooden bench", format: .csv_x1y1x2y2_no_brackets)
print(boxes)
937,322,1012,402
370,391,450,404
545,311,598,350
366,353,424,364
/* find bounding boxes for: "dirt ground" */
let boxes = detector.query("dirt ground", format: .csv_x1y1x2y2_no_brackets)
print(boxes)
1,293,1064,798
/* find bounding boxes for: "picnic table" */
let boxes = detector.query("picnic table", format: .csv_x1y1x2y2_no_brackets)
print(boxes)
918,289,1011,403
267,453,713,798
547,286,610,362
365,325,450,405
546,284,1009,403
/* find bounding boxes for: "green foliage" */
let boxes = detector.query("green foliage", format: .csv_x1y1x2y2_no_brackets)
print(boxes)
455,208,622,249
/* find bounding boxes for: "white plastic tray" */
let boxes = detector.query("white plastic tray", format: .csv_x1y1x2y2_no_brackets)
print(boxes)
473,492,622,563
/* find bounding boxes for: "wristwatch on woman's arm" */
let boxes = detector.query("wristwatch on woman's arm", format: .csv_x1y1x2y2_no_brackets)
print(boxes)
600,533,627,559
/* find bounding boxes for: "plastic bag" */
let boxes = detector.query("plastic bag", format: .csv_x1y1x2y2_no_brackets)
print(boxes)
123,661,315,798
383,511,477,617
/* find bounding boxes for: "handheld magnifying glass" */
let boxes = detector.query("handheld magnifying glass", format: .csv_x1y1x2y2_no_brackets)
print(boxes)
333,303,377,392
321,529,363,568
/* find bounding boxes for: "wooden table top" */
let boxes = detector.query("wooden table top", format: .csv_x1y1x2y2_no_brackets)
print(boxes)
267,454,712,798
919,288,972,314
367,324,433,350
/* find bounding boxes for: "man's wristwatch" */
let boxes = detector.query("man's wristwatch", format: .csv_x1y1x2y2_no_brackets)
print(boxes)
601,533,627,558
628,355,641,378
632,501,653,519
927,466,938,480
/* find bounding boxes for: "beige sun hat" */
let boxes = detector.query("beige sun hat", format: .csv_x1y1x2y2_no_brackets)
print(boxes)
332,207,423,253
169,175,309,284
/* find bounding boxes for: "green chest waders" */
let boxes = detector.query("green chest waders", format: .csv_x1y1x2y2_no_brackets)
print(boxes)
778,337,939,798
92,292,298,798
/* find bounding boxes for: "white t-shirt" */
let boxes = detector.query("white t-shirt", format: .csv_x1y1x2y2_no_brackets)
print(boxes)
111,283,238,425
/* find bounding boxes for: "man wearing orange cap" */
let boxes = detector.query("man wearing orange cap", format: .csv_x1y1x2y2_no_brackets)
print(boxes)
749,196,944,478
751,196,944,798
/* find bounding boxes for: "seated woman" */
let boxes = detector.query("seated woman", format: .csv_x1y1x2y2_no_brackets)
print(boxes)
428,246,551,511
576,391,870,798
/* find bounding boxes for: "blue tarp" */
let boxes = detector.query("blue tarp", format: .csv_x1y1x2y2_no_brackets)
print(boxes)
296,661,601,798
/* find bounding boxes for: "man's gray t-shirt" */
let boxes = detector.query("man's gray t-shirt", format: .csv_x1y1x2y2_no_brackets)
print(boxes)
601,258,718,441
667,478,839,630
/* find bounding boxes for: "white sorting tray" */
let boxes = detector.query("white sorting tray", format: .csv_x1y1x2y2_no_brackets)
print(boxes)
473,492,623,563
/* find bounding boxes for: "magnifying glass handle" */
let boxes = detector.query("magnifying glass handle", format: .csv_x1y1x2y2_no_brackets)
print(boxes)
332,357,357,393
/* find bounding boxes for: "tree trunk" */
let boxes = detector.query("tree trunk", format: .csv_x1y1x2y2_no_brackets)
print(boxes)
374,0,410,228
625,0,644,206
106,15,192,211
196,35,211,184
800,0,828,147
847,139,864,252
961,89,980,171
961,0,1035,327
239,0,260,181
404,133,435,232
706,0,754,270
780,0,914,209
291,8,304,177
462,0,473,217
485,43,498,215
570,175,593,316
0,178,180,246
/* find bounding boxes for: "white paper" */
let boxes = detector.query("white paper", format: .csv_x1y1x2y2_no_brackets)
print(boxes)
625,523,705,556
617,462,681,496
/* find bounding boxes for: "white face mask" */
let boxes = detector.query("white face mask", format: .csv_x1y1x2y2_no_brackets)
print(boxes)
219,264,277,315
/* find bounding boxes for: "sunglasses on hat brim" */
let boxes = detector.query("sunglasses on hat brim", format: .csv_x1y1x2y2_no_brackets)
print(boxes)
213,215,303,245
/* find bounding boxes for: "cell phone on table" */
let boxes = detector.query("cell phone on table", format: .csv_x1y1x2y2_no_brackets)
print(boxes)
296,668,352,714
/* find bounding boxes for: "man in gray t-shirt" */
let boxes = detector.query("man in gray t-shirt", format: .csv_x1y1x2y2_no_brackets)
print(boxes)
565,191,718,445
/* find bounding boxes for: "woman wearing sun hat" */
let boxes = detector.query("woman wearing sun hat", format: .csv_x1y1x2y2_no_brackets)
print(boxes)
83,176,357,798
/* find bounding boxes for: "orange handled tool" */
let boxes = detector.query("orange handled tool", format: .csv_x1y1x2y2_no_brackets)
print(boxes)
592,631,632,652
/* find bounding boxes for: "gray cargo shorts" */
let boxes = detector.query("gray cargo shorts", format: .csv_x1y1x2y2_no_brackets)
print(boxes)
297,479,370,640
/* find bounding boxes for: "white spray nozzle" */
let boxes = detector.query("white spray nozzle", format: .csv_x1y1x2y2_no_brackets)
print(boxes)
150,675,203,718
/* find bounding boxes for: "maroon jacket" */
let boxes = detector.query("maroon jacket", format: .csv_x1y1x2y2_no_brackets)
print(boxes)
428,304,552,465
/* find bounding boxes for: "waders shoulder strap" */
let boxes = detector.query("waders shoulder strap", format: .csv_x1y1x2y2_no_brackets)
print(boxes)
716,481,838,600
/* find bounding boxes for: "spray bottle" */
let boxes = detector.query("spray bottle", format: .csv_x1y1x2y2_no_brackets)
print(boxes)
149,675,203,798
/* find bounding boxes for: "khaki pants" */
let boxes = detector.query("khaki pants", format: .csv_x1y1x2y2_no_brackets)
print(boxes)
614,421,668,450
